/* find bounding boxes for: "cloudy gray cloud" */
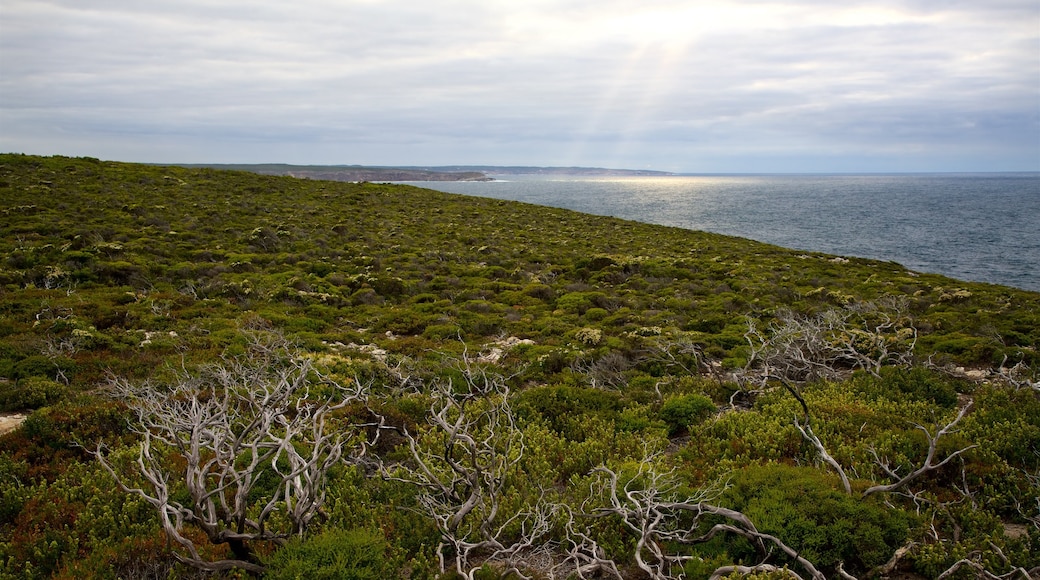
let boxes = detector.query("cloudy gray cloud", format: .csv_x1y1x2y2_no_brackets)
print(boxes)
1,0,1036,171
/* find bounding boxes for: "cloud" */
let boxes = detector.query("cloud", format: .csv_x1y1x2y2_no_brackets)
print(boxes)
1,0,1036,170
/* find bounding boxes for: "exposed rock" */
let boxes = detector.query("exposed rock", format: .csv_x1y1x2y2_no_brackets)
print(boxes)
0,412,28,436
479,336,536,363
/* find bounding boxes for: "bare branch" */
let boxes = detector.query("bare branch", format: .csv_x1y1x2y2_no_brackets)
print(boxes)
742,298,917,387
794,414,852,495
551,504,624,580
996,354,1040,392
937,556,1036,580
379,357,549,580
585,459,826,580
709,565,805,580
90,333,375,573
863,402,978,498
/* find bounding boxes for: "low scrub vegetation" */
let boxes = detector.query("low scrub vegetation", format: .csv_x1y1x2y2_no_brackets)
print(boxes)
1,154,1037,578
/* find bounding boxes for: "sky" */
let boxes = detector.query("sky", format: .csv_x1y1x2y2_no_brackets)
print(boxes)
1,0,1038,173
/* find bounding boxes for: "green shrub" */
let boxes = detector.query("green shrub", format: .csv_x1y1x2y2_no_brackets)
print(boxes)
515,385,624,440
0,455,28,524
422,323,461,341
853,367,960,408
18,399,129,455
556,292,594,314
11,355,76,381
720,463,914,575
263,528,390,580
522,283,554,302
962,384,1040,470
659,393,715,436
0,359,13,380
0,376,68,410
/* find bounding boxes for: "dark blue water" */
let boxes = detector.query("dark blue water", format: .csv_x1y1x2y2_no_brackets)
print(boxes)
413,174,1040,292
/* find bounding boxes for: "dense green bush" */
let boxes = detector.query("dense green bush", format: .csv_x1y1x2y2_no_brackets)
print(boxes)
720,463,914,575
659,393,715,436
962,384,1040,470
263,528,391,580
0,455,27,525
852,366,961,408
0,376,67,410
9,355,76,381
514,384,625,440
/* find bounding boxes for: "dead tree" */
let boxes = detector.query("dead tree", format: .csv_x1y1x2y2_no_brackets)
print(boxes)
551,504,625,580
996,354,1040,392
646,335,708,377
582,457,826,580
90,337,375,574
937,551,1037,580
379,359,552,580
738,299,974,499
742,297,917,387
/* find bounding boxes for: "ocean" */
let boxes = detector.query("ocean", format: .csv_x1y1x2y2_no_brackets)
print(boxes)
412,173,1040,292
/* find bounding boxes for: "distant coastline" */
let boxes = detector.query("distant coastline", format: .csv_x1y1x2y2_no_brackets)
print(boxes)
171,163,673,182
413,166,675,177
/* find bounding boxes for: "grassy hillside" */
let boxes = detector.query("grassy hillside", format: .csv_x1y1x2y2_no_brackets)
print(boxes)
1,154,1037,578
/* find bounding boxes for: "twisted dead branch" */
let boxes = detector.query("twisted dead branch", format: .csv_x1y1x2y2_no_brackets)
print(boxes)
90,334,376,574
583,457,826,580
742,297,917,386
378,357,551,580
862,403,977,497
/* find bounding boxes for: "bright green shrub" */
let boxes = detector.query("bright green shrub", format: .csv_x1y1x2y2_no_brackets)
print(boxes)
659,393,715,436
1,458,159,578
962,385,1040,470
852,367,961,408
17,398,129,458
0,455,28,524
616,405,662,433
719,463,913,575
0,376,67,410
11,355,76,381
556,292,594,314
514,385,624,441
263,528,391,579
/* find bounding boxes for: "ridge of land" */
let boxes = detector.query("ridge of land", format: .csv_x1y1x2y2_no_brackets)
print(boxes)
171,163,674,181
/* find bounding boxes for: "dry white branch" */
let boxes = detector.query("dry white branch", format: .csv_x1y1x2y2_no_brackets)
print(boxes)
709,565,804,580
90,333,376,574
379,358,549,580
584,459,826,580
794,414,852,495
550,504,624,580
996,354,1040,392
742,298,917,387
936,556,1036,580
863,403,977,498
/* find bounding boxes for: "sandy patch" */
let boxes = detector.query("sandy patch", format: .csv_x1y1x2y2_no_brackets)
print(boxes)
0,412,28,436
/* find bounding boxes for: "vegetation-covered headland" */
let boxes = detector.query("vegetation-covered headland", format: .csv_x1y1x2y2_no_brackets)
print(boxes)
0,153,1037,579
173,163,494,183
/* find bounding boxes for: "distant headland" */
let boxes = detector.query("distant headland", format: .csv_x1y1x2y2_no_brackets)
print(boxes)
172,163,674,182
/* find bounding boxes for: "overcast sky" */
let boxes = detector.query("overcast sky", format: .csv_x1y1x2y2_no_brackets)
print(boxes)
1,0,1037,172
